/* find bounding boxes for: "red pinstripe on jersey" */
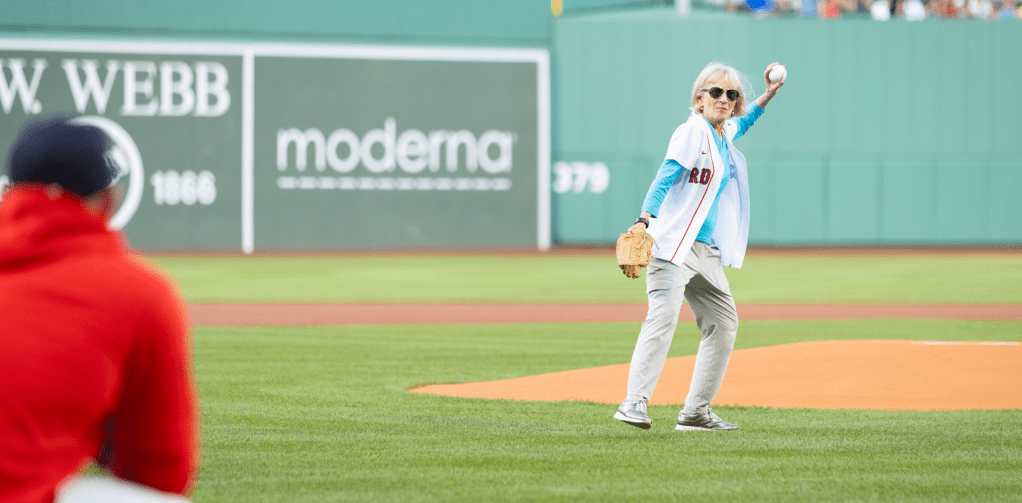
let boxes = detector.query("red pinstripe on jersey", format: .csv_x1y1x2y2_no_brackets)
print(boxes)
670,135,716,262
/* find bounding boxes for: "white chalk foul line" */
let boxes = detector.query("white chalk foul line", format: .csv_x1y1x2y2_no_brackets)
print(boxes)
914,341,1020,346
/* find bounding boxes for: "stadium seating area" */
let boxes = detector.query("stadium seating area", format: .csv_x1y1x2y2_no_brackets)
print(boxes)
559,0,1021,20
727,0,1021,20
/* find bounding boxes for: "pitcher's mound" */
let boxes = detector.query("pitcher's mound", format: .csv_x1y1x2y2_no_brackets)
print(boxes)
411,340,1022,411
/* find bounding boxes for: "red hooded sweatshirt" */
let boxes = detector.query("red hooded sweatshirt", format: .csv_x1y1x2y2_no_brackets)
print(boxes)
0,186,200,502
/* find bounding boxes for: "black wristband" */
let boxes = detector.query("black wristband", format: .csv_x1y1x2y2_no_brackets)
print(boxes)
635,217,650,228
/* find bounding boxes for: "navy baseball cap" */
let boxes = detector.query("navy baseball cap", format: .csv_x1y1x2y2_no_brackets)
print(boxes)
5,114,120,197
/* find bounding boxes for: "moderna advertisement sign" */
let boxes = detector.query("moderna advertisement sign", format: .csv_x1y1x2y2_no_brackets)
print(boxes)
0,40,550,251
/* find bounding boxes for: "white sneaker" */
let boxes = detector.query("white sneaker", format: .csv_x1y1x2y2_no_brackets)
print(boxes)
675,408,740,431
614,398,652,429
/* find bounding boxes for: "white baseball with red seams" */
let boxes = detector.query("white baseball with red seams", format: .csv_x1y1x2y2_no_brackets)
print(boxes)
768,64,786,83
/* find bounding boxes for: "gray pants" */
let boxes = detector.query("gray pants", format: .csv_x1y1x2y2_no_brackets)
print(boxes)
626,242,739,415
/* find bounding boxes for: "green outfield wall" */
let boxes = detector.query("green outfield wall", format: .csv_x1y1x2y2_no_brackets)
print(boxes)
552,10,1022,245
3,4,1020,248
0,0,552,47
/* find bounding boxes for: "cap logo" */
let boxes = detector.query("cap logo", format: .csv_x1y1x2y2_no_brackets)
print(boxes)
69,116,144,230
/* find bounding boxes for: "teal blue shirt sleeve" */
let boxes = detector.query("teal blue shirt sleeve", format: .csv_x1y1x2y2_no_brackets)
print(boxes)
732,103,764,142
640,159,685,218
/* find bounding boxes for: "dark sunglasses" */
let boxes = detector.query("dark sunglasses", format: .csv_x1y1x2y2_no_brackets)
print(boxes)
703,87,740,101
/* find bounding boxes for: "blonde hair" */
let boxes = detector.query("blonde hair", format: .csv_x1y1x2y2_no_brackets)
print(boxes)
690,62,755,118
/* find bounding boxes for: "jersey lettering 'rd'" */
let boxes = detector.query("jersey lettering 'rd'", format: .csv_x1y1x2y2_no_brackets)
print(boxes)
688,168,712,185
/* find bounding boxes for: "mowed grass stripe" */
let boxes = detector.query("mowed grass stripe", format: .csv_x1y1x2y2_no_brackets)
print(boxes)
151,254,1022,304
192,320,1022,502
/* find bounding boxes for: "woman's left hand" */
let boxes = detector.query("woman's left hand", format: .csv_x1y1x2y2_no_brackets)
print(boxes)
763,62,784,95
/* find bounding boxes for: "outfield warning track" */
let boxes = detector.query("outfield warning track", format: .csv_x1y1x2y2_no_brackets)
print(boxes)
188,302,1022,326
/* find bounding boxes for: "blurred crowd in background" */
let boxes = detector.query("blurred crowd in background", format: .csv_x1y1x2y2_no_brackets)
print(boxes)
558,0,1021,20
710,0,1021,19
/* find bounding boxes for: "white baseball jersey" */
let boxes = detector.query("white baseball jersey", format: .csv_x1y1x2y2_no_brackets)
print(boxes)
646,112,751,269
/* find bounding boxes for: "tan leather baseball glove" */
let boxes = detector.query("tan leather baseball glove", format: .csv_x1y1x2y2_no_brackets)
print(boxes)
616,223,655,279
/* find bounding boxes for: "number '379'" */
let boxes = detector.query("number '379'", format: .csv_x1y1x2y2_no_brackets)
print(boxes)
552,162,610,194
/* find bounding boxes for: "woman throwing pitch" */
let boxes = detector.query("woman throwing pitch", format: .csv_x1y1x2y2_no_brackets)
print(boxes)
614,61,784,431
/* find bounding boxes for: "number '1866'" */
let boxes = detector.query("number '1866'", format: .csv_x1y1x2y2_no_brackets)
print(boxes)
150,170,217,206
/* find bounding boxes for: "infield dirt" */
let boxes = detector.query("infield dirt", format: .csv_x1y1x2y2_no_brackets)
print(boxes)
188,302,1022,326
411,339,1022,411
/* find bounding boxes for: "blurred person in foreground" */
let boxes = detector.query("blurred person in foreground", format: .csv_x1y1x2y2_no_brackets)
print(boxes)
0,115,200,502
613,62,783,431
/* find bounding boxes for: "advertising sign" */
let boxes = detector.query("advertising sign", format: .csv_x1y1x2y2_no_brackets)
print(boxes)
0,40,550,251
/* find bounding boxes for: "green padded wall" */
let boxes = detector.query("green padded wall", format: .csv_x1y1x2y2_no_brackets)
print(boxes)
4,3,1021,247
0,0,552,46
552,10,1022,245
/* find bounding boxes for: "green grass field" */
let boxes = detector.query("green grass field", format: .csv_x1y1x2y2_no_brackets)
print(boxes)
155,253,1022,303
149,253,1022,502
